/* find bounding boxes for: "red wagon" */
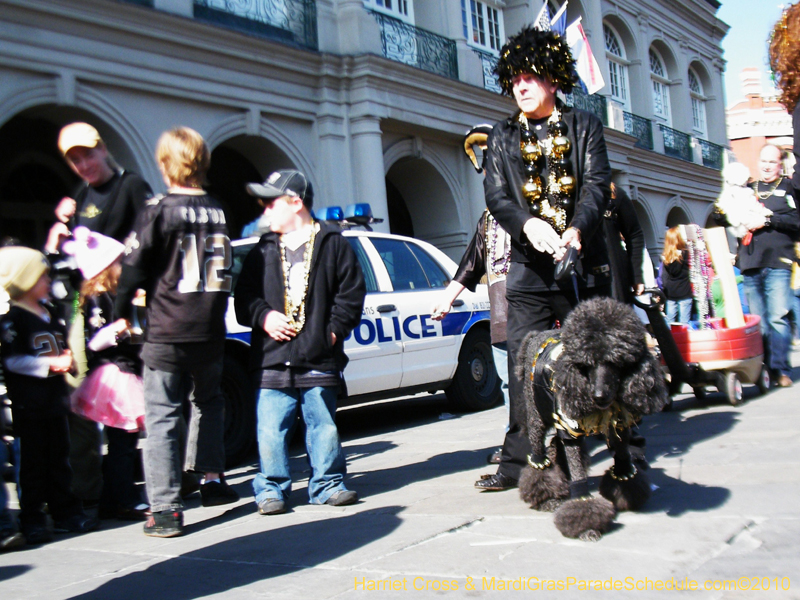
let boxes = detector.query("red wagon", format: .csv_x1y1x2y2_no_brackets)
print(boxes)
635,292,769,406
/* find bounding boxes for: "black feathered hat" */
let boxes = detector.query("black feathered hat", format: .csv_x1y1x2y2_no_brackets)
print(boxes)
494,26,578,96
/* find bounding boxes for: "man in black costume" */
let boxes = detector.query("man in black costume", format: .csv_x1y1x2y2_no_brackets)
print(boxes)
476,26,613,491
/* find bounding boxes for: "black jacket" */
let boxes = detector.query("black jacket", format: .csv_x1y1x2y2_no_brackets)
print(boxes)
605,186,646,304
484,103,611,292
661,251,692,301
234,222,366,375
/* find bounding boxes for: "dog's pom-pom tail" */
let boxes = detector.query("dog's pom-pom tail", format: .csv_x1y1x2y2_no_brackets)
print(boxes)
519,465,569,510
553,496,616,540
598,466,652,511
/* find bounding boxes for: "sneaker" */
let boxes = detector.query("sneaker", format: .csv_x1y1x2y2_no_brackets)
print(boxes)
53,514,99,534
143,510,183,538
777,375,793,388
20,525,52,545
257,498,286,515
324,490,358,506
0,530,25,552
180,472,201,498
200,480,240,507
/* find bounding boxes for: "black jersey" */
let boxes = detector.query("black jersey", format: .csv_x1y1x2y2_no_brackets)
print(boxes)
0,304,71,419
116,192,231,346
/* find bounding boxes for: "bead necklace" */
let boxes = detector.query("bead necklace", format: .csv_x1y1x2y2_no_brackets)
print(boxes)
279,222,319,333
755,176,782,200
686,228,713,328
485,211,511,277
518,107,576,234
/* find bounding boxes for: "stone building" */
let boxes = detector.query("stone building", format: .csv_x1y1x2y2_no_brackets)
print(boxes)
0,0,729,259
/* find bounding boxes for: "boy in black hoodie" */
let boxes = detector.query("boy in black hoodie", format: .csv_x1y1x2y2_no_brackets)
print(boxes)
235,170,365,515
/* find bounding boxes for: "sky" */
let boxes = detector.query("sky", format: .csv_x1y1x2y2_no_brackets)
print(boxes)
717,0,785,106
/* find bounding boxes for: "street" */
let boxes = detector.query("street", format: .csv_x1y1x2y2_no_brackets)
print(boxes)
1,348,799,599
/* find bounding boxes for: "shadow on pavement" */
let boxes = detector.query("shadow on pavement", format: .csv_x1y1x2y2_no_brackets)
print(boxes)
0,564,31,583
65,506,404,600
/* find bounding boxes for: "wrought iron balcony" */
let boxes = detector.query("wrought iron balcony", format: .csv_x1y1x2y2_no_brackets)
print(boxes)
194,0,318,50
697,138,724,170
564,89,608,127
660,124,692,162
369,11,458,80
472,49,502,94
622,111,653,150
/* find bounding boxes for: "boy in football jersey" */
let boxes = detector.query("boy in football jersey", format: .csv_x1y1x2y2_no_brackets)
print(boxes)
0,247,99,544
116,127,238,537
235,170,365,515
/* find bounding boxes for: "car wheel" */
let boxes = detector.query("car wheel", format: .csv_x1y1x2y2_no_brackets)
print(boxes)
446,328,502,412
222,355,255,468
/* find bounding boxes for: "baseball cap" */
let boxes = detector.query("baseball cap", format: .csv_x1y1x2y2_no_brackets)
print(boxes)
0,247,50,300
58,122,101,155
246,170,314,208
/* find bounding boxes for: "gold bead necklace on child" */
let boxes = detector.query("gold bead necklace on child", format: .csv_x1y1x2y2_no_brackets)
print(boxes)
279,222,319,333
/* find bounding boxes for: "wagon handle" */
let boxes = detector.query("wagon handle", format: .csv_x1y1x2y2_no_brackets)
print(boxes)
632,287,665,310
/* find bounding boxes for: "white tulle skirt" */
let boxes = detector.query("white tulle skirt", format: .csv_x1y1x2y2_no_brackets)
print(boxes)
71,363,145,432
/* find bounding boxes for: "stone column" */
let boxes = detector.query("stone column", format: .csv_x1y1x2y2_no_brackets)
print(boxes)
350,114,390,233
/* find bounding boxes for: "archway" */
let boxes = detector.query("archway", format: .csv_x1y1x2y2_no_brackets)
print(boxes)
385,157,461,259
0,106,141,248
207,135,296,239
666,206,691,227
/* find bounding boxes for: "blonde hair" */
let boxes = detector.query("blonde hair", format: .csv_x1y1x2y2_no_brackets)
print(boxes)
156,127,210,187
79,260,120,309
662,227,685,265
769,3,800,112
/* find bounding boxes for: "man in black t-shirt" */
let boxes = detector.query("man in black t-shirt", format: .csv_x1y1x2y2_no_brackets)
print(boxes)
46,122,152,252
732,145,799,388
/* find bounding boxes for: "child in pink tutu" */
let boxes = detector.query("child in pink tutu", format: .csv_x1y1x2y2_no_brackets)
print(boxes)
64,227,149,520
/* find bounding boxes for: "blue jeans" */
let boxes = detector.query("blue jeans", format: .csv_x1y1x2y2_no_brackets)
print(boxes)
143,358,226,513
744,268,793,377
666,298,692,324
254,386,348,505
491,343,510,432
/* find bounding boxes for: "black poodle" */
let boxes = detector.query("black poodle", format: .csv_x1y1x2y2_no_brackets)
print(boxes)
516,297,668,541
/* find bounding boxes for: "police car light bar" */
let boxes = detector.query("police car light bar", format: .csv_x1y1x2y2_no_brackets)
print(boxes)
316,206,344,222
343,203,384,231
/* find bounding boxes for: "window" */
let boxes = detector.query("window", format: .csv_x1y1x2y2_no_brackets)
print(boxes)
347,238,379,293
370,238,445,291
604,24,630,111
365,0,412,22
462,0,503,53
649,49,671,125
688,68,707,137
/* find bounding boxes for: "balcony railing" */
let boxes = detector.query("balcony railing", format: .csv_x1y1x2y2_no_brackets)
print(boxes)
697,138,724,170
120,0,154,5
194,0,318,50
622,111,653,150
660,124,692,162
472,49,502,94
565,88,608,127
369,11,458,80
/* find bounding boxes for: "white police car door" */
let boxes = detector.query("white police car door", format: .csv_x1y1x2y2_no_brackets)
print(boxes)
364,236,461,388
342,237,403,395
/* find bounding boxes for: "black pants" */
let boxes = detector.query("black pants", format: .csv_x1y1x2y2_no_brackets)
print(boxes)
497,284,610,480
15,414,82,528
101,427,143,511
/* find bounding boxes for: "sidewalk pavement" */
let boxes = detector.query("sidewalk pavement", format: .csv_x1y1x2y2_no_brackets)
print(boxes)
1,350,799,599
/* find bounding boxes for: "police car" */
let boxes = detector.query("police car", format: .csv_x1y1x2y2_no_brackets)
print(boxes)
221,205,502,465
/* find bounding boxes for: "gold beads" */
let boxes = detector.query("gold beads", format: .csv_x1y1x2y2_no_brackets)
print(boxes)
558,175,576,195
551,136,571,157
523,178,543,200
521,142,541,162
